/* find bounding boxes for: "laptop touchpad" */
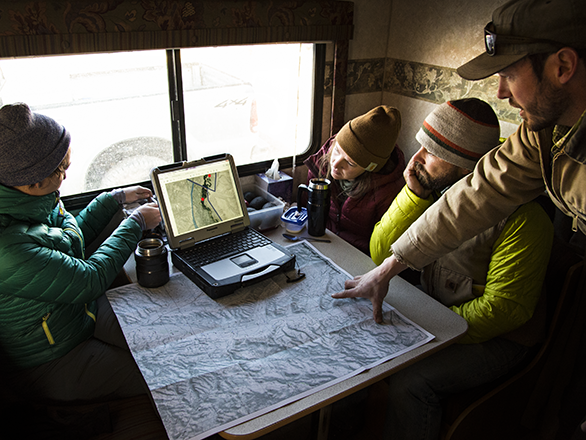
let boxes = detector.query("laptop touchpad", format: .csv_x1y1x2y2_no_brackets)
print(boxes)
202,246,285,280
231,254,257,268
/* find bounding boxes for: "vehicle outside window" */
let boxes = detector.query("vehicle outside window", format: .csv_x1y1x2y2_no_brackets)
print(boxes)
180,44,314,165
0,43,316,197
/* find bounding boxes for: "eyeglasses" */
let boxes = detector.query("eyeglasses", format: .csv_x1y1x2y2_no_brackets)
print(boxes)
484,22,562,57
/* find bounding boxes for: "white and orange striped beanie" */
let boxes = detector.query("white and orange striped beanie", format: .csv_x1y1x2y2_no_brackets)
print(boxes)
416,98,500,170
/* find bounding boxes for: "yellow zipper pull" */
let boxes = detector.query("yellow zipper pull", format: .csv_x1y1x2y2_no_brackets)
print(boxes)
572,216,578,233
42,313,55,345
85,304,96,322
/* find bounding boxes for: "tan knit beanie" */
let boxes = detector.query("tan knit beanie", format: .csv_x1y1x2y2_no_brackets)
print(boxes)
416,99,500,170
335,106,401,172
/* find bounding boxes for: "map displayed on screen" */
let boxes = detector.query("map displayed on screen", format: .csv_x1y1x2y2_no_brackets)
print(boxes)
158,160,242,237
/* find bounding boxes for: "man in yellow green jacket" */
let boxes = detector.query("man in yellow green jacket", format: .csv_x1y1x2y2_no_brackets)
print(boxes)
368,99,553,440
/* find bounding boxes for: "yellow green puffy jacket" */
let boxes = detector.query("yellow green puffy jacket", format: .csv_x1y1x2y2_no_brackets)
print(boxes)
370,185,553,344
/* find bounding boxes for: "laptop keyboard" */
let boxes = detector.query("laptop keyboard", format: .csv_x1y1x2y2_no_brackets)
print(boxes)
180,228,272,267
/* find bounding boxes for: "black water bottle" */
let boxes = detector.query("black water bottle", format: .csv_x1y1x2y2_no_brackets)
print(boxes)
297,178,331,236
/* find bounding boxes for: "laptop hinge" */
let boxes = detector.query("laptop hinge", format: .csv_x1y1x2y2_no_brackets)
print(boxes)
231,222,246,233
177,236,195,251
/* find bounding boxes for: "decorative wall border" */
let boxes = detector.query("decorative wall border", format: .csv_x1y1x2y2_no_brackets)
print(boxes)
325,57,521,125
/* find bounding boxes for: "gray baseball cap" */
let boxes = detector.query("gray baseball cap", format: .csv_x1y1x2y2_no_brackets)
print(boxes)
457,0,586,80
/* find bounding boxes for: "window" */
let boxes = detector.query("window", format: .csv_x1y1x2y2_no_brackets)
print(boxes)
179,44,315,165
0,43,321,198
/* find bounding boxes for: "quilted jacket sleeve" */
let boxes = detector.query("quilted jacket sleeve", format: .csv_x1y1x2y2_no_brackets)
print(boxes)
0,198,142,305
370,185,434,266
75,192,122,245
451,202,553,344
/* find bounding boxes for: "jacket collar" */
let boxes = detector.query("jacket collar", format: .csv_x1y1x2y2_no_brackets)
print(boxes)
0,184,59,224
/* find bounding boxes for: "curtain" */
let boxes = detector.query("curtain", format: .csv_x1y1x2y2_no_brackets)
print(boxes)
0,1,353,56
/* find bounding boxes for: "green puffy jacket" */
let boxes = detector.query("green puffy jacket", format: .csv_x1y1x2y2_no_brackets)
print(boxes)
0,185,142,371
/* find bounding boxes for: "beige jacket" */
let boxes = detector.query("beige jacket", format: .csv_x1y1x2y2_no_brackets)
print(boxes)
392,113,586,270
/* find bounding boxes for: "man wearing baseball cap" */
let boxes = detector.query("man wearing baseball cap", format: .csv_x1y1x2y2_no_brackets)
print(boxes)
333,0,586,436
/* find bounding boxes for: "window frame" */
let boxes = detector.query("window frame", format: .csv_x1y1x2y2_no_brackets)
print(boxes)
62,43,326,210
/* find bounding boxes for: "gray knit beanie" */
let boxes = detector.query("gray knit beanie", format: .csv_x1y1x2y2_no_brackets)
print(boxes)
416,98,500,170
0,103,71,187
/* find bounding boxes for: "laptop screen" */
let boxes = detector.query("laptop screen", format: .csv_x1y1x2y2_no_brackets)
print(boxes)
152,156,247,248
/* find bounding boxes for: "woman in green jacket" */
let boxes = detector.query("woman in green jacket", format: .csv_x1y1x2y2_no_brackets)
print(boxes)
0,103,161,402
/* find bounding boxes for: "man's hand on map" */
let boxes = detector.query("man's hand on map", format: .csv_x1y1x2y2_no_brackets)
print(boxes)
332,255,408,324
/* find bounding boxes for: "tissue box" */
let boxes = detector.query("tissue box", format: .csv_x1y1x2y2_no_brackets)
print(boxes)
255,171,293,203
242,183,285,231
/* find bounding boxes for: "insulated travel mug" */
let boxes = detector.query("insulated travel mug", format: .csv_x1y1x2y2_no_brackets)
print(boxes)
297,178,331,236
135,238,169,288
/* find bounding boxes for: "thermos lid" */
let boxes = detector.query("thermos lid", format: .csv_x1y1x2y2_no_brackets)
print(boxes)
136,238,165,257
309,178,330,191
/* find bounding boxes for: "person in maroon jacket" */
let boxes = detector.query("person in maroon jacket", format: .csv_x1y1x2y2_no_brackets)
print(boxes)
304,105,405,255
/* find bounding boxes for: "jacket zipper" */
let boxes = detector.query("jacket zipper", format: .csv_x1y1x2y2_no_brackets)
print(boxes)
42,313,55,345
63,227,85,259
42,306,95,346
554,148,580,233
85,304,96,322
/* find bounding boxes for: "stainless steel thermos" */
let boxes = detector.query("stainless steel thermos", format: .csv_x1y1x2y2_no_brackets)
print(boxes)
297,178,331,236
